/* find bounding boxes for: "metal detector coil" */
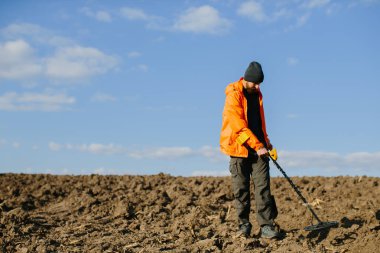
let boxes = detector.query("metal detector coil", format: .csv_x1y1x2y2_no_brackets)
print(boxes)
304,221,339,231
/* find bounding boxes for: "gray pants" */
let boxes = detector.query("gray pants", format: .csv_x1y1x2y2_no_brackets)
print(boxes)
229,154,277,227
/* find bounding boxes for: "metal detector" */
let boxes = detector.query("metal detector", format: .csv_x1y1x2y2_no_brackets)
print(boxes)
264,148,339,231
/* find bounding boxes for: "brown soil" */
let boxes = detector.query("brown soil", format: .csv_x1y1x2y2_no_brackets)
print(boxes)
0,173,379,252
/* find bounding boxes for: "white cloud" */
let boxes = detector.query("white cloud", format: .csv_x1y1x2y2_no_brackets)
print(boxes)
50,142,202,160
285,13,310,31
235,1,355,30
127,51,141,58
12,142,20,148
353,0,380,5
0,40,42,79
120,7,150,21
303,0,331,9
348,0,380,8
91,92,117,102
345,151,380,169
49,142,62,151
272,8,292,21
66,143,126,155
173,5,232,35
325,3,341,15
235,1,311,30
2,23,74,47
286,113,299,119
237,0,267,22
0,139,7,148
198,145,228,162
119,7,165,30
45,46,118,80
287,57,299,66
280,150,341,169
154,36,166,42
41,167,70,175
96,11,112,22
43,142,380,175
152,147,193,158
0,23,118,83
0,139,21,149
93,168,106,174
237,1,294,23
81,8,112,22
278,150,380,173
129,147,193,159
2,23,43,37
129,64,148,72
0,92,75,111
296,13,310,27
136,64,148,72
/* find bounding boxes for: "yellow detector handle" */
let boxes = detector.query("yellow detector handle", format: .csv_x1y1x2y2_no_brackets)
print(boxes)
269,148,278,161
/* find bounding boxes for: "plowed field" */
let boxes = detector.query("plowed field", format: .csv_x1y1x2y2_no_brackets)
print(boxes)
1,174,379,252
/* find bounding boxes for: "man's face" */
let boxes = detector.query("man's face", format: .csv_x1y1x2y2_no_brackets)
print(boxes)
243,80,261,93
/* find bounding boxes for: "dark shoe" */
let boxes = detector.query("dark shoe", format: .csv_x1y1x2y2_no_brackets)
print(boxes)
261,225,280,239
235,223,252,238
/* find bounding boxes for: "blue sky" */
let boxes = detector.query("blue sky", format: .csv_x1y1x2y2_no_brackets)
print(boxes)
1,0,379,177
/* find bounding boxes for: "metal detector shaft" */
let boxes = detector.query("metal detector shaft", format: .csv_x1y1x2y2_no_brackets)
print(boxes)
269,156,322,223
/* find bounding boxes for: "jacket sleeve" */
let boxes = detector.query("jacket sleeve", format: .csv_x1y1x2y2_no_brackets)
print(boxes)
224,91,265,151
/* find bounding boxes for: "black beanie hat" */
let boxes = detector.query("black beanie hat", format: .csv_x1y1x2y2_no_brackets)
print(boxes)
244,61,264,84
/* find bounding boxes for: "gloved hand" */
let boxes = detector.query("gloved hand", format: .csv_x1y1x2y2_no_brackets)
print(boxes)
257,147,268,156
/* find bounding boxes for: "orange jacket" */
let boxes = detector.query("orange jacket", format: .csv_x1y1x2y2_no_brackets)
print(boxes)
220,78,270,157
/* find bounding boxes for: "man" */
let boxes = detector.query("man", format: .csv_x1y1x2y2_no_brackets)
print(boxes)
220,61,279,239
